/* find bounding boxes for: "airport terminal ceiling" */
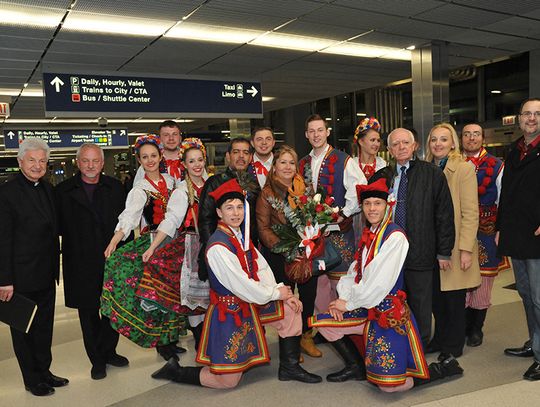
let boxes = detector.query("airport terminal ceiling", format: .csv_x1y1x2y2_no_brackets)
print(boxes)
1,0,540,138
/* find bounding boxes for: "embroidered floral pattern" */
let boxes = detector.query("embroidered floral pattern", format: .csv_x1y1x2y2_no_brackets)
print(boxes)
365,326,396,372
478,239,488,266
224,322,255,362
330,233,354,263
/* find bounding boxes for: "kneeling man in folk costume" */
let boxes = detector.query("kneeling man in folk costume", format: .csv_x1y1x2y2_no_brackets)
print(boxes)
152,179,321,388
309,178,463,391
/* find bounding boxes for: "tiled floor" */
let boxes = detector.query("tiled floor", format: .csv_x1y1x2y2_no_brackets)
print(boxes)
1,268,538,407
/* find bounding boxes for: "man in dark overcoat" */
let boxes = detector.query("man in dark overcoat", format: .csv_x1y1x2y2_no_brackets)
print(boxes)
56,143,129,380
0,138,68,396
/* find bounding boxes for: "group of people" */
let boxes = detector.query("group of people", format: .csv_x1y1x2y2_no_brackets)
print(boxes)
0,97,539,397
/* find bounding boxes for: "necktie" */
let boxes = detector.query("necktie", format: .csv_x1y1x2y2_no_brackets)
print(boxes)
394,166,407,230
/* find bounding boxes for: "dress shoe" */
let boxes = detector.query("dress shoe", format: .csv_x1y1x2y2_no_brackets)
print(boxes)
91,366,107,380
106,353,129,367
25,383,55,396
425,341,441,354
439,355,464,377
437,350,462,362
43,372,69,387
523,361,540,381
505,345,533,358
157,345,180,362
467,331,483,347
300,331,323,358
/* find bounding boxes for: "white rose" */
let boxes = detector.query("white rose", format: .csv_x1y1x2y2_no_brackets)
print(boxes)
313,193,321,203
332,207,340,213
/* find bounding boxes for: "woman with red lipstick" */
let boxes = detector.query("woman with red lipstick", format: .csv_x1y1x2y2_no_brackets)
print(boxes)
139,138,209,351
101,135,184,358
353,117,387,181
424,123,480,366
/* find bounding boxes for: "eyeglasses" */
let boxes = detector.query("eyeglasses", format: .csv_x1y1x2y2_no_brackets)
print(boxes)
520,111,540,118
462,131,482,138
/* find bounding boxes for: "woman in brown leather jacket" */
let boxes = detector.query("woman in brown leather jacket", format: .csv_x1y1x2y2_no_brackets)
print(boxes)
256,145,323,359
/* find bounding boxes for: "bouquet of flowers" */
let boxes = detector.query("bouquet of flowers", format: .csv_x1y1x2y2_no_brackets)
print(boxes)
268,193,341,283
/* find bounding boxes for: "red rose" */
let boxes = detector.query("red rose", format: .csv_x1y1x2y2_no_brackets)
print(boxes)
299,195,308,204
315,204,324,212
325,196,334,205
485,167,494,176
331,212,339,221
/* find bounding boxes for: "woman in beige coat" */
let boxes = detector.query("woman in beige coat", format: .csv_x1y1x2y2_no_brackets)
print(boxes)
425,123,481,365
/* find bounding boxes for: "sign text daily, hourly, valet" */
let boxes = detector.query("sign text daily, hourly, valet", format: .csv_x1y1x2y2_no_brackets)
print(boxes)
43,72,263,118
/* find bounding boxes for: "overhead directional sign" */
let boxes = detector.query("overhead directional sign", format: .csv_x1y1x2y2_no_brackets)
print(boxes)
4,129,128,150
42,71,263,118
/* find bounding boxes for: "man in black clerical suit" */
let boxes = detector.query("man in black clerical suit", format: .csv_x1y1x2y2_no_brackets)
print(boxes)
0,138,68,397
56,143,129,380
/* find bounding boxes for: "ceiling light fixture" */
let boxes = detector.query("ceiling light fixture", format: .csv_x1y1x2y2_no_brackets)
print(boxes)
63,14,171,36
250,32,336,52
490,90,502,94
166,23,261,44
0,8,412,61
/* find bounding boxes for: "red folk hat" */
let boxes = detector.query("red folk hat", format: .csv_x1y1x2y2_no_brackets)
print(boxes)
209,179,246,208
356,178,389,203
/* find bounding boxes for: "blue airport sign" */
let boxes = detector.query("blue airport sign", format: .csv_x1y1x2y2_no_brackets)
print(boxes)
43,71,263,118
3,128,129,150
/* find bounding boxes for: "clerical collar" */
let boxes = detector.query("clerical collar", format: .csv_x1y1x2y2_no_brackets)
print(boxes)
20,173,41,187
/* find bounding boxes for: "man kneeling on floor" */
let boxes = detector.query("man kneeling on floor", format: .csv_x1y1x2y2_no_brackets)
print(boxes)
152,179,321,388
309,178,463,391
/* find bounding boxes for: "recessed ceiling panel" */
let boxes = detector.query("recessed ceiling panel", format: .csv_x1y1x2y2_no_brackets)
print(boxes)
185,6,287,31
446,29,517,47
493,38,540,52
381,20,463,42
206,0,322,19
302,5,405,30
415,4,509,27
452,0,540,15
447,44,512,60
334,0,443,17
481,16,540,38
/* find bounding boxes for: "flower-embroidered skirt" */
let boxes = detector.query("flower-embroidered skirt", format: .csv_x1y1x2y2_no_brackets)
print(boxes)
310,307,429,386
196,300,285,374
101,234,186,348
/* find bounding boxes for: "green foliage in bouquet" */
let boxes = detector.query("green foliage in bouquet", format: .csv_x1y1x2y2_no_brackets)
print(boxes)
267,193,339,262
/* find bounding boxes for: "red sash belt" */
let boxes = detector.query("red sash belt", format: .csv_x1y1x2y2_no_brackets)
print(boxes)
479,204,497,220
210,290,250,327
367,290,407,329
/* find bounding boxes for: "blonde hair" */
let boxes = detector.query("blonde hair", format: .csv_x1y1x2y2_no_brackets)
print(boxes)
266,145,299,191
425,123,462,163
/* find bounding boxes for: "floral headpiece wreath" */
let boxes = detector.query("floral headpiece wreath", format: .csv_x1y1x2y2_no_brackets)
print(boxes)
133,134,163,155
353,117,381,144
179,137,207,161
